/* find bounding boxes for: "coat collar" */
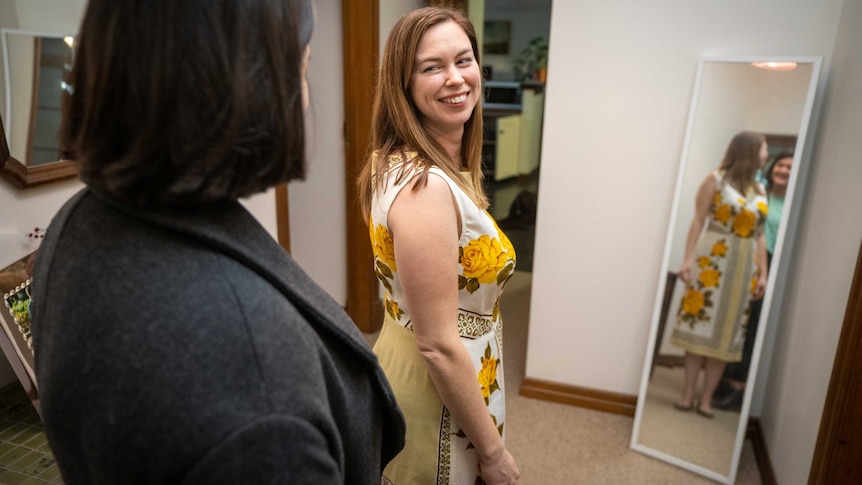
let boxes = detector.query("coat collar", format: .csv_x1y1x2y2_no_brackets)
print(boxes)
86,187,378,364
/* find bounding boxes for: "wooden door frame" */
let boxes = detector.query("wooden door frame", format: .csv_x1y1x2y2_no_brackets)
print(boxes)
342,0,381,333
809,238,862,483
341,1,474,333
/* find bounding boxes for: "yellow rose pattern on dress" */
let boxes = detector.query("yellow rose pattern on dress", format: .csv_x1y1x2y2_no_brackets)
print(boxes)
699,269,721,288
679,181,766,329
478,343,500,404
453,342,504,455
682,288,706,316
732,208,757,237
714,204,733,224
711,191,763,239
370,218,397,271
458,231,515,294
711,240,728,257
369,216,398,314
678,237,727,327
385,296,405,321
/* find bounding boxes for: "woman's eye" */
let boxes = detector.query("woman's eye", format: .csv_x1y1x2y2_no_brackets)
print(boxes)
422,65,440,73
458,58,473,65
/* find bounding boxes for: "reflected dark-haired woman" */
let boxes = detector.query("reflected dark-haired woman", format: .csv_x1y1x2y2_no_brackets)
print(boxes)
30,1,405,483
712,151,794,410
670,131,769,418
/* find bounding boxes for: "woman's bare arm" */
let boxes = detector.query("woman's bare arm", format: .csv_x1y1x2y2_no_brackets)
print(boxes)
678,173,716,284
388,174,518,484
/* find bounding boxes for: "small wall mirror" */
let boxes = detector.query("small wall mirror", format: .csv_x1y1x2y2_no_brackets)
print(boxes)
1,29,77,188
630,56,822,483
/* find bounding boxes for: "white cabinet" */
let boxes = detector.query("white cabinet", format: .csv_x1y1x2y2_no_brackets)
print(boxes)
494,114,521,181
518,89,544,176
483,85,545,182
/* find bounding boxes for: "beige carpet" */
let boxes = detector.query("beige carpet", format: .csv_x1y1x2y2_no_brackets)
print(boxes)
366,271,764,484
636,365,744,477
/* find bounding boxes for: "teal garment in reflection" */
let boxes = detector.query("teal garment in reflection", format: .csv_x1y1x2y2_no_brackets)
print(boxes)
765,193,785,253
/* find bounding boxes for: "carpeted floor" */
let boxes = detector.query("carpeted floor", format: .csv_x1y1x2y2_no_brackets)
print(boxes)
500,271,762,484
367,270,763,483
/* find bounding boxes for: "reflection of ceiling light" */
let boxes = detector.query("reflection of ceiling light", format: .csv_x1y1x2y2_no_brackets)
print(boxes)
752,61,797,71
63,36,74,48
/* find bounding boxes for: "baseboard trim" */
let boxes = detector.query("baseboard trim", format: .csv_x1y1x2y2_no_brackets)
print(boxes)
747,417,777,485
519,377,637,416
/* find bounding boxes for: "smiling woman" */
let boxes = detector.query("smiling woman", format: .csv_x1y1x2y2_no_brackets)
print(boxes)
409,21,482,142
357,6,520,484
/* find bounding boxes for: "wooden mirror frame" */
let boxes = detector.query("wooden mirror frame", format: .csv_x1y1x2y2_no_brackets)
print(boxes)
1,30,78,189
0,113,78,188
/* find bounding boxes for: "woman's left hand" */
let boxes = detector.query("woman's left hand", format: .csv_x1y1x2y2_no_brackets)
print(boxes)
753,277,767,300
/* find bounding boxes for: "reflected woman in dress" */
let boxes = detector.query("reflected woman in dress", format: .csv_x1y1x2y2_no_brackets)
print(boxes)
671,131,769,418
712,151,794,410
357,6,519,484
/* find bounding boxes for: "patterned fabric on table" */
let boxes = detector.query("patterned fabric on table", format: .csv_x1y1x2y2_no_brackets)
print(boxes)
369,151,516,485
671,170,768,362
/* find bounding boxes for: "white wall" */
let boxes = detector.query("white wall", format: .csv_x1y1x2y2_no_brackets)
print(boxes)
759,0,862,480
285,0,347,302
526,0,843,396
380,0,423,55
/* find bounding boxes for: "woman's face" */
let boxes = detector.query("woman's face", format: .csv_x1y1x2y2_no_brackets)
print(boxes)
758,142,769,167
772,156,793,188
409,21,481,140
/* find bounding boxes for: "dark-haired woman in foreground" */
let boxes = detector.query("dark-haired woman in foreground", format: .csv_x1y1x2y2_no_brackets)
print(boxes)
31,1,404,483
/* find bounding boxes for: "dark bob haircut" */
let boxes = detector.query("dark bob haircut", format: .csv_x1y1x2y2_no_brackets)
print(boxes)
62,0,314,206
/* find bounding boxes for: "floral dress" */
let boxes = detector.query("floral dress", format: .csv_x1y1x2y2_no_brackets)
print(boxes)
671,170,768,362
369,152,516,485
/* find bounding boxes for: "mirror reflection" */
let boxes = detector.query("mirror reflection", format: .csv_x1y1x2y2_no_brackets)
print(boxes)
1,29,77,187
631,58,820,483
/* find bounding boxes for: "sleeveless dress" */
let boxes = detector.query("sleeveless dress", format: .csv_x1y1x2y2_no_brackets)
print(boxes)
368,152,516,485
671,170,768,362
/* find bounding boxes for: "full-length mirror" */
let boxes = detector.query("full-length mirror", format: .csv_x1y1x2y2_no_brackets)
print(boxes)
1,29,77,188
630,56,821,484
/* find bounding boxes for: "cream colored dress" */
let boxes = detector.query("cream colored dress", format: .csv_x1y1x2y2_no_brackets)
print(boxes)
369,152,516,485
671,170,768,362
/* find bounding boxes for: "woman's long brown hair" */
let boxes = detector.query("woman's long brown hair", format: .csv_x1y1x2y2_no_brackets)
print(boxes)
357,6,488,221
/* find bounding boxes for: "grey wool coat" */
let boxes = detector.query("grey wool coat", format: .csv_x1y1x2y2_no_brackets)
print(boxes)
31,188,405,484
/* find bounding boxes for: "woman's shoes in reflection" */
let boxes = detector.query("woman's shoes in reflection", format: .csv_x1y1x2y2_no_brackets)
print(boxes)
696,407,714,419
711,388,744,411
673,401,694,412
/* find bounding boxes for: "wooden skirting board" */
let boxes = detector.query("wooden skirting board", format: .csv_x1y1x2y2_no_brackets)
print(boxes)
747,417,777,485
519,377,637,416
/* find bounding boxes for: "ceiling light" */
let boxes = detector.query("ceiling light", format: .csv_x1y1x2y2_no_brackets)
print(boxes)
751,61,797,71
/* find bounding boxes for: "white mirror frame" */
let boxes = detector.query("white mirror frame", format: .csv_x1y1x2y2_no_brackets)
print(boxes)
630,55,822,484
